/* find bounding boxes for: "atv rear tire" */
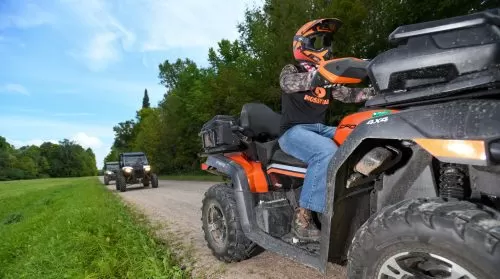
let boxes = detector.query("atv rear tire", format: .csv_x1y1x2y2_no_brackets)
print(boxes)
201,183,256,262
347,198,500,279
104,176,109,185
117,174,127,192
151,174,158,188
143,178,150,187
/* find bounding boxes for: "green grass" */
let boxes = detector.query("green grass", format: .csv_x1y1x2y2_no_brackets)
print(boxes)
0,177,188,279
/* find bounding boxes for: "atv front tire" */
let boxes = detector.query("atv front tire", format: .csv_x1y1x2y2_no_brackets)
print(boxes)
151,174,158,188
117,174,127,192
201,183,256,262
104,176,109,185
348,198,500,279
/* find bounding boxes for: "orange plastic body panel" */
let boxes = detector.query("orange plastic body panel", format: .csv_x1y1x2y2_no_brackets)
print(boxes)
414,139,486,161
226,153,269,193
334,109,399,145
267,168,306,178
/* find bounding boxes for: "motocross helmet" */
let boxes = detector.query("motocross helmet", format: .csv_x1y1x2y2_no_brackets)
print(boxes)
293,18,343,64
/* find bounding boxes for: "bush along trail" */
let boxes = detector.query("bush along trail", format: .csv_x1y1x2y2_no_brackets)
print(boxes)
0,177,188,279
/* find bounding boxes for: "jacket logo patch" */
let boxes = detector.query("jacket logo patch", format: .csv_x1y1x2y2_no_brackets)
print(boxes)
313,87,326,98
304,94,329,105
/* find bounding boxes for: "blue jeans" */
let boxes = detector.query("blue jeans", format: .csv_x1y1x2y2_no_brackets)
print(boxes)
278,124,337,213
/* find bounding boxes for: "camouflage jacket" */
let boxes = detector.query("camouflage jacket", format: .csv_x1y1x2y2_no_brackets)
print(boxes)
279,64,376,103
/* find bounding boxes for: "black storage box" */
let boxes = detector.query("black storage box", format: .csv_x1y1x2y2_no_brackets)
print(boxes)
366,9,500,108
200,115,242,154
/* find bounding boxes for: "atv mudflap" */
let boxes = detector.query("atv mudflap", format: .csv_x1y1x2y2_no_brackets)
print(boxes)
204,99,500,273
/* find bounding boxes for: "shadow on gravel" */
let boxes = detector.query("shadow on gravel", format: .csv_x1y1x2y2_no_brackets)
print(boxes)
115,185,156,192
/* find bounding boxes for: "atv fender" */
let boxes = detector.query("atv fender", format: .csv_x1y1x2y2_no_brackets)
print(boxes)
204,154,324,271
322,99,500,268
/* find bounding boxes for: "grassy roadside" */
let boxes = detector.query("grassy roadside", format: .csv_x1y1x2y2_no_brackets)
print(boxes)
0,177,188,279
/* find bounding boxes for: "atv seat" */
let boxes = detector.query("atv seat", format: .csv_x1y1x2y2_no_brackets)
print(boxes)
271,149,308,168
240,103,281,141
239,103,308,168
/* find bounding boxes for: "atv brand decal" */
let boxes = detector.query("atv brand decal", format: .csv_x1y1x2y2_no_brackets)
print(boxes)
338,124,357,129
366,116,389,125
371,110,393,118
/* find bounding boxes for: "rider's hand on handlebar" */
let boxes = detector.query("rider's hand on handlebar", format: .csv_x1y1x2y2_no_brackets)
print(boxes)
310,71,330,89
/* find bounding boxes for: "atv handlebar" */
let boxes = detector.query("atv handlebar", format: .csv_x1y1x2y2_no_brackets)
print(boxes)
318,58,370,85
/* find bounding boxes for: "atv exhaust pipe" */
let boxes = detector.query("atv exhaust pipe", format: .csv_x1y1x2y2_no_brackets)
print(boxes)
355,147,394,176
346,146,397,189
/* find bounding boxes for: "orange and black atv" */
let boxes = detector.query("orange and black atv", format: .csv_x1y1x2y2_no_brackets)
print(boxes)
199,10,500,278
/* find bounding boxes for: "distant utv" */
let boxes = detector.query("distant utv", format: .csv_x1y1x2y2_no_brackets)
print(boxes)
115,152,158,192
103,161,119,185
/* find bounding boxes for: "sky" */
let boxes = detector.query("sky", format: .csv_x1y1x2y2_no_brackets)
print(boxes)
0,0,261,168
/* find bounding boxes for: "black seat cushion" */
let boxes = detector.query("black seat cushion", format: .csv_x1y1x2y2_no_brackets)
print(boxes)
270,149,308,168
240,103,281,140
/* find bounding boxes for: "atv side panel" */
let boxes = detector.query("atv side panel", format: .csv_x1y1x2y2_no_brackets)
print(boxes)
321,99,500,269
204,154,324,271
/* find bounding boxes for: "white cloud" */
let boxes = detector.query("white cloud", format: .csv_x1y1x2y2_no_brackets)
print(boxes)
138,0,250,51
8,138,58,148
84,32,120,71
59,0,257,70
2,117,113,169
0,1,55,30
71,132,103,149
62,0,136,71
0,83,29,95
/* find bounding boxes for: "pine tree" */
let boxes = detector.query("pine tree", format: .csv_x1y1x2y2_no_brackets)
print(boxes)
142,88,150,108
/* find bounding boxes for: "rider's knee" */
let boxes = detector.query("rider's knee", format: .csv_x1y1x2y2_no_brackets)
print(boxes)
317,142,336,158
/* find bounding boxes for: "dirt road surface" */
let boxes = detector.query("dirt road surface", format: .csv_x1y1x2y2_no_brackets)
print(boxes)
100,177,346,279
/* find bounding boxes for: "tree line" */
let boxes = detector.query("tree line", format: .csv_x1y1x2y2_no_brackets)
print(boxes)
0,136,97,181
105,0,498,174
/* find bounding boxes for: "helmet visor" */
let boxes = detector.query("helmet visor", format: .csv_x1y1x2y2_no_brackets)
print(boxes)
304,32,333,52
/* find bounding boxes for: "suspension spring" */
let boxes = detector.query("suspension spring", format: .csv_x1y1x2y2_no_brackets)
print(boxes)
439,164,467,199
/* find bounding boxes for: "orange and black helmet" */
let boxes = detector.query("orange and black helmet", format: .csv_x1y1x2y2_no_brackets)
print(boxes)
293,18,343,64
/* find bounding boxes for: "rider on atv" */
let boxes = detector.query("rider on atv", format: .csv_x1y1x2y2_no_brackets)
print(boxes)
279,18,376,240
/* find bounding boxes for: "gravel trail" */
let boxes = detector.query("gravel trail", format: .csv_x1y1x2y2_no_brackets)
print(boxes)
100,177,346,279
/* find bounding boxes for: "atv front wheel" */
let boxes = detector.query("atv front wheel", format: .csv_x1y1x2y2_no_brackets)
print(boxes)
117,174,127,192
104,176,109,185
201,183,256,262
151,174,158,188
348,198,500,279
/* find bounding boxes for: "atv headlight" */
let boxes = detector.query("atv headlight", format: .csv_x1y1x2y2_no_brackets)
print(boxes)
122,167,133,175
144,165,151,172
105,171,112,175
